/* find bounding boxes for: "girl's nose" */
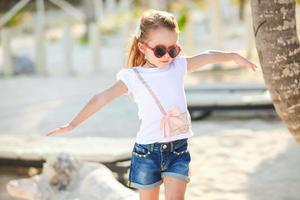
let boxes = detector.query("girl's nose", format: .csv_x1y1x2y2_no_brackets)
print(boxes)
162,52,170,59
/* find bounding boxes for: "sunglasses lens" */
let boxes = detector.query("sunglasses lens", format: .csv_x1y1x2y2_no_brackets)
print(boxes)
169,46,180,58
154,46,167,58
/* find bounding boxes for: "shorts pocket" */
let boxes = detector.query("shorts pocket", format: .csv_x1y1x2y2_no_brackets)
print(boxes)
172,141,189,156
133,144,151,158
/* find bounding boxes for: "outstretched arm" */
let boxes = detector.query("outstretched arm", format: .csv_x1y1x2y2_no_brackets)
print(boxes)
185,50,258,73
46,80,128,136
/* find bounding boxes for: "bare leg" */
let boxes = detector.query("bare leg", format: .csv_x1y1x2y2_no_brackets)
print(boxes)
139,186,160,200
163,176,187,200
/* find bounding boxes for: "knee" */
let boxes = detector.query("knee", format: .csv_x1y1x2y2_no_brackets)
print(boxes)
165,195,185,200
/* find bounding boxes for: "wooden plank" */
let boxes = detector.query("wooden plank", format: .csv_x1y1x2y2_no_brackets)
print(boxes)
186,91,272,106
185,82,267,92
0,135,134,163
185,83,274,120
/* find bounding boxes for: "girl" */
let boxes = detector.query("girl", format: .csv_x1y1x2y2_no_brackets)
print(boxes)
46,9,257,200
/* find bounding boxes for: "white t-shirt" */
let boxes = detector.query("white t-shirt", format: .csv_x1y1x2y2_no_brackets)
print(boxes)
116,55,194,144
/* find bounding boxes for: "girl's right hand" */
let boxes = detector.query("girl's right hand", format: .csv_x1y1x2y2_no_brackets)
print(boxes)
46,123,75,136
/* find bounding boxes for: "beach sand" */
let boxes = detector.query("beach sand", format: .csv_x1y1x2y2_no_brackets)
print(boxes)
157,127,300,200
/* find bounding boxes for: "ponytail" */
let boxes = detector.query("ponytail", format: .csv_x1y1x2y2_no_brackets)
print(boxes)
126,35,146,67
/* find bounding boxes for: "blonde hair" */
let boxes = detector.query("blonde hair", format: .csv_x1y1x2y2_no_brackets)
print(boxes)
126,9,180,68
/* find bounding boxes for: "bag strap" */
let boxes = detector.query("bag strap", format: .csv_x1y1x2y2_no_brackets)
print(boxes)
132,68,167,115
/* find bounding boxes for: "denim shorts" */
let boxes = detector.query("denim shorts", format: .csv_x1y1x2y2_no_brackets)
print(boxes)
127,138,191,189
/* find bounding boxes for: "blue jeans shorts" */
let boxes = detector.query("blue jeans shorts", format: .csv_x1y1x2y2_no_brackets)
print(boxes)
127,138,191,189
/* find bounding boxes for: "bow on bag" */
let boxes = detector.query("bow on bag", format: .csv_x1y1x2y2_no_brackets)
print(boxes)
160,106,190,137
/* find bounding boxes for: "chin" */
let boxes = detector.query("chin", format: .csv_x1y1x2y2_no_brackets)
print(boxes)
160,61,170,67
159,64,168,68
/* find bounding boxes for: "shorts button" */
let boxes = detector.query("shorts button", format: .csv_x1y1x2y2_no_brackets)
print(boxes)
162,144,167,149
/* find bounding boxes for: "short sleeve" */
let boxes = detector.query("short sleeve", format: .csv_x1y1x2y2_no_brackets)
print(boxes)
173,55,188,76
116,69,134,97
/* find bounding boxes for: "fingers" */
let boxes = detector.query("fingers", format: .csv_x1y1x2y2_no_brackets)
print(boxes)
46,127,65,136
245,61,257,72
46,123,74,136
46,129,58,136
251,63,258,71
250,64,256,71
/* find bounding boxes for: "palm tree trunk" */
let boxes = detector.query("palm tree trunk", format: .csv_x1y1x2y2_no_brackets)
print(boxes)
250,0,300,144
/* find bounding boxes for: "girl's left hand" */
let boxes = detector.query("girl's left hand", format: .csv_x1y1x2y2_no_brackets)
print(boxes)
233,53,258,72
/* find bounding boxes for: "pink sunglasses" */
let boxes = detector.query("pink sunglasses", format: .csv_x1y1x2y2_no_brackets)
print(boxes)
142,43,181,58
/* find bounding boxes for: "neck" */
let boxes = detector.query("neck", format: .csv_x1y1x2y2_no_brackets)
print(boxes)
143,60,158,68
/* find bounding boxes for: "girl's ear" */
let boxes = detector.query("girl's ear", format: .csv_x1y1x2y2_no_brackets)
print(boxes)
137,42,146,54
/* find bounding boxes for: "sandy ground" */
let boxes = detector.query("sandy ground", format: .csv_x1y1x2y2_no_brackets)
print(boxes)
183,129,300,200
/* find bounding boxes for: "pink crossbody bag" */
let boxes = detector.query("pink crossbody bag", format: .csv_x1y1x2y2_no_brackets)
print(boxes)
132,68,192,138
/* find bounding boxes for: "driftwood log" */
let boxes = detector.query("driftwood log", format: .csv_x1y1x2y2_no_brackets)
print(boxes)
6,152,138,200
